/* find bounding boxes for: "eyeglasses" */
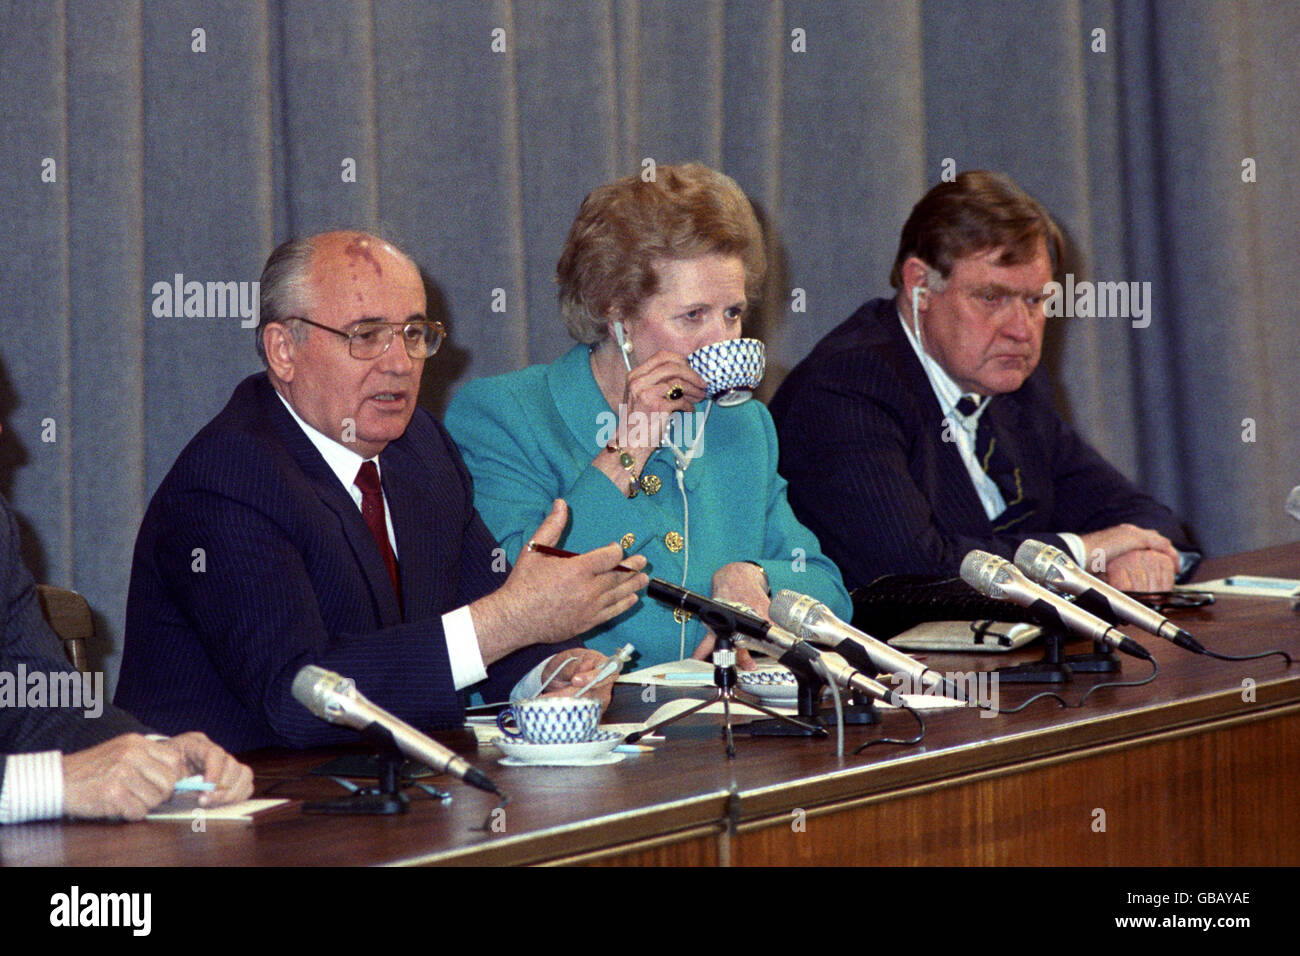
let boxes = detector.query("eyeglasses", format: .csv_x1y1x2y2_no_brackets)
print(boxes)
957,287,1050,316
288,316,446,360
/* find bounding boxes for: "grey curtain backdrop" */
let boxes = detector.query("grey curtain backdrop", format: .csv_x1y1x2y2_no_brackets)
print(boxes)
2,0,1296,691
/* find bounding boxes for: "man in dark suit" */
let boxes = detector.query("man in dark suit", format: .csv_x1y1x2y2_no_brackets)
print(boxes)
116,231,647,753
770,171,1196,593
1,488,251,823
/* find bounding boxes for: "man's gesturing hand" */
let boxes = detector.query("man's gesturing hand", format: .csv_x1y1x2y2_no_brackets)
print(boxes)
471,500,648,665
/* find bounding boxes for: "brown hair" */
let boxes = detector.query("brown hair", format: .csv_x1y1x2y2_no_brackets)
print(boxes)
889,170,1063,289
556,163,766,344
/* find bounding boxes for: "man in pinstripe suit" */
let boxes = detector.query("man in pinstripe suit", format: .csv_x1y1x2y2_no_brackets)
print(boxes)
770,172,1196,593
117,232,647,753
1,487,251,824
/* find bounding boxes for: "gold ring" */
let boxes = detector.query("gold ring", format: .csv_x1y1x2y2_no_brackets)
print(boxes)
666,384,684,401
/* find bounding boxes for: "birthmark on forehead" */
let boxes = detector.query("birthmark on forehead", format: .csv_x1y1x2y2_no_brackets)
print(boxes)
344,236,384,277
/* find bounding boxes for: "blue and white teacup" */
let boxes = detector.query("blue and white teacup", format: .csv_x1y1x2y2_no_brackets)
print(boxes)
687,338,766,406
496,696,602,744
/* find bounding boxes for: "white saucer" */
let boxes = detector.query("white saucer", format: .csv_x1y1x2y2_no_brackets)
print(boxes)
499,752,625,768
492,729,624,764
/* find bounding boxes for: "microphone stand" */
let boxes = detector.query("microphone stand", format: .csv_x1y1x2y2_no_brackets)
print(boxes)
746,647,881,734
1059,591,1126,673
634,605,826,757
991,626,1121,685
304,723,449,816
990,625,1074,684
991,590,1126,683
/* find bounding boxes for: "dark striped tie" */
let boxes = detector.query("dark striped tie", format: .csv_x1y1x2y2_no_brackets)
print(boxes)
955,396,1035,532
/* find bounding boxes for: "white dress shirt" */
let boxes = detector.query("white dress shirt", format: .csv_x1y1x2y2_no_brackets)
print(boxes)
275,393,549,699
897,311,1087,565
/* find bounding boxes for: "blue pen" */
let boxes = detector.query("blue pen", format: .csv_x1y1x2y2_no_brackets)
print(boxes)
174,775,215,793
657,672,712,682
1224,577,1299,590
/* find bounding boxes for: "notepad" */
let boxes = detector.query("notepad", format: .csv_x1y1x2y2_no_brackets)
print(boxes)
145,798,288,822
1180,577,1300,599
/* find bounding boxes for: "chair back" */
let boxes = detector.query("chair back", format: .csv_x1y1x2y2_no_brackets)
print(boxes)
35,584,92,673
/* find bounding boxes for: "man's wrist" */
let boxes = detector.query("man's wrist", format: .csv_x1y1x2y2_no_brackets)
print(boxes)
468,589,527,667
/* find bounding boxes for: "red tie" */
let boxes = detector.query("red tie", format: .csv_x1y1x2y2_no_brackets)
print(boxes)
354,461,402,605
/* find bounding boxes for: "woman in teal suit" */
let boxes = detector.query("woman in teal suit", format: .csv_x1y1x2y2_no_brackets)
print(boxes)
446,163,850,667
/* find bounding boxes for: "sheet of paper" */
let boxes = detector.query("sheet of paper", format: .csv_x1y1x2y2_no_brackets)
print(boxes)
145,798,288,822
1179,577,1300,599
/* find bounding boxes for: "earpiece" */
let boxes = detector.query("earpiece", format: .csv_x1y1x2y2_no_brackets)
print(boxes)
612,320,634,371
911,284,928,324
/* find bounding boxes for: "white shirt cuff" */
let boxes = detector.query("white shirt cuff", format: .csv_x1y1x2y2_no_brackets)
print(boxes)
0,751,63,824
443,605,488,691
1058,532,1088,567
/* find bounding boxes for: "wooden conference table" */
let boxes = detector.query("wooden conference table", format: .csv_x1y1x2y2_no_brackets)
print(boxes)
3,544,1298,866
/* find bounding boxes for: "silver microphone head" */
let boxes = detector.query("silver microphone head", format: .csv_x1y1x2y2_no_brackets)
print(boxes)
960,550,1017,599
290,665,355,723
769,589,825,635
1014,539,1072,585
1287,485,1300,522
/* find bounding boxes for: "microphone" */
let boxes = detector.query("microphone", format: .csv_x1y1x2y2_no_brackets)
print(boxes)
1287,485,1300,523
1015,539,1203,653
735,625,907,709
646,578,773,640
959,551,1152,661
769,589,973,703
645,578,907,707
291,665,502,797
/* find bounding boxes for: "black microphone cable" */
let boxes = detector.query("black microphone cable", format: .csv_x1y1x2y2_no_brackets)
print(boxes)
1192,644,1291,665
855,699,926,752
1073,657,1159,708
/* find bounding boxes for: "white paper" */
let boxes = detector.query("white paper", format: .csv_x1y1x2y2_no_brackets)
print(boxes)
1179,577,1300,599
145,798,287,822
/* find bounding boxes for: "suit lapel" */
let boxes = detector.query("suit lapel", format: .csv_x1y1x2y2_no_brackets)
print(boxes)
257,377,404,626
378,443,433,621
879,311,995,532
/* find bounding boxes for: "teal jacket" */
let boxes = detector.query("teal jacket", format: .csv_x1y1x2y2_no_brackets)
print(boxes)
446,344,851,667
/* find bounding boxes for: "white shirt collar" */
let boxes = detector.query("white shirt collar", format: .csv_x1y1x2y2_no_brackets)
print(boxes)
896,307,988,428
274,388,379,491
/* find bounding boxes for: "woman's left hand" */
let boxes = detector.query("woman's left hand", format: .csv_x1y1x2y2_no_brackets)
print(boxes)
538,647,618,710
689,562,770,670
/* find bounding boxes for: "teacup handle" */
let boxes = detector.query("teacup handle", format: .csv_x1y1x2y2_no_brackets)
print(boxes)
496,707,526,739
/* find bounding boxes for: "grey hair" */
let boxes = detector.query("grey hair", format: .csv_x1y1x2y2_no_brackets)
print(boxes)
255,236,317,365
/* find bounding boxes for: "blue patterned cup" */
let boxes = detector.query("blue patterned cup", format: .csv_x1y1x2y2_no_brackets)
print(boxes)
496,696,602,744
687,337,766,406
